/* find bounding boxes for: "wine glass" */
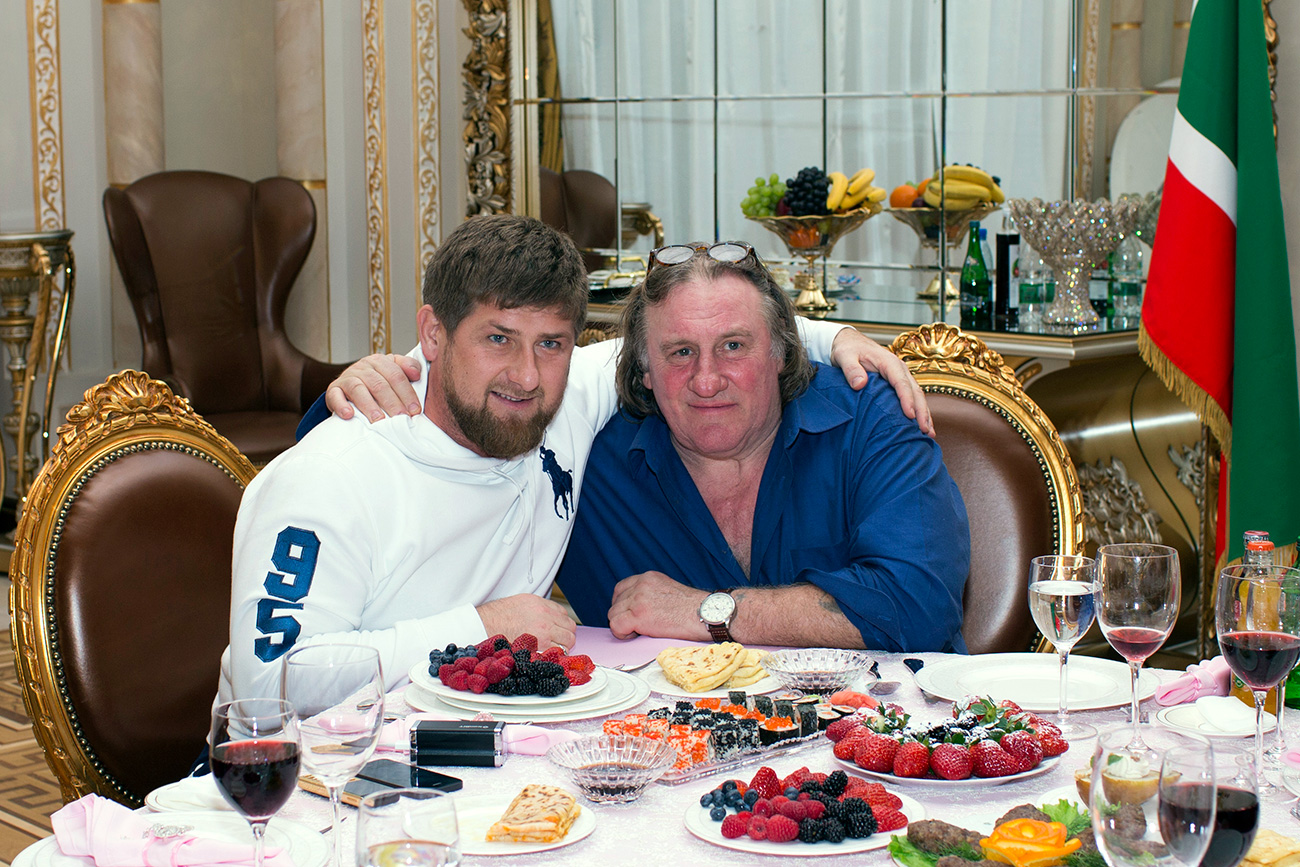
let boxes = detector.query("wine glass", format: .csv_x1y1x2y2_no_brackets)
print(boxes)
1027,554,1097,739
281,643,385,867
210,698,301,867
1199,749,1260,867
356,788,461,867
1215,563,1300,796
1096,543,1181,746
1090,726,1215,867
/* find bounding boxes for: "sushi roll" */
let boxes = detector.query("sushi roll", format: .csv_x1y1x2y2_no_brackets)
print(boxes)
773,698,795,720
796,703,818,736
753,695,774,717
727,690,748,708
758,717,799,746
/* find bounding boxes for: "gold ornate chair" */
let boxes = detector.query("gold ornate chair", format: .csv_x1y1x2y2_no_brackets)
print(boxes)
891,323,1085,654
9,371,256,805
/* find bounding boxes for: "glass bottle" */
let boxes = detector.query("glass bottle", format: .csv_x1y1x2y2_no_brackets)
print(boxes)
1017,243,1049,330
959,221,992,330
1109,233,1144,324
1231,536,1279,711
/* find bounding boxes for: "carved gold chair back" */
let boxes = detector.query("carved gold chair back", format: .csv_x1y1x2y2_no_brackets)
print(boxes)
890,323,1085,654
9,371,256,805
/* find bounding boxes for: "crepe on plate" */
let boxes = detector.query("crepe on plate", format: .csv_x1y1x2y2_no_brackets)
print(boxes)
485,784,581,843
656,643,767,692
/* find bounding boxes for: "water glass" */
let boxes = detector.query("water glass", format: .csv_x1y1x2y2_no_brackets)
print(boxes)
357,788,461,867
1027,554,1096,739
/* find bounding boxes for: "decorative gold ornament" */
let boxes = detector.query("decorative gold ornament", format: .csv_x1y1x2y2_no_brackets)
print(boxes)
413,0,441,272
363,0,391,353
462,0,511,215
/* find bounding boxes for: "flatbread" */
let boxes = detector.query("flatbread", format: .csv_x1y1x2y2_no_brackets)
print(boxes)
1244,830,1300,867
485,784,580,843
656,643,746,692
724,649,768,688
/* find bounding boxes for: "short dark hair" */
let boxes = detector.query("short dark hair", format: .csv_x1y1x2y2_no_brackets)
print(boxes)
422,214,587,335
615,248,813,419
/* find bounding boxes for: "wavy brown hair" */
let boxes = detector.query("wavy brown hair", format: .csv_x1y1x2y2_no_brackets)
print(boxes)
615,248,813,419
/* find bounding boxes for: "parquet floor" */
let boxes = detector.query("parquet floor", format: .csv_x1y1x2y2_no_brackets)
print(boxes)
0,645,62,865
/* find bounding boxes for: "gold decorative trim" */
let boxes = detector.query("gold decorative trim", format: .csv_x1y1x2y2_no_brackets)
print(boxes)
413,0,440,274
462,0,511,216
28,0,65,231
102,0,158,4
1076,0,1100,196
1173,20,1190,29
1111,21,1141,30
10,371,256,804
362,0,391,353
298,178,327,189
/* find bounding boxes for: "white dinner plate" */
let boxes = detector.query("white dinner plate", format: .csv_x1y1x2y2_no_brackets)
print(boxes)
636,664,781,699
913,653,1160,711
13,813,328,867
455,793,594,855
837,754,1060,788
1155,703,1276,738
144,774,234,812
409,661,607,707
405,667,650,723
683,787,924,856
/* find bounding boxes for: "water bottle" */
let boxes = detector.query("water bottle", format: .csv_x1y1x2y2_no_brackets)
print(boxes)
1018,244,1049,328
959,221,992,330
1110,233,1144,322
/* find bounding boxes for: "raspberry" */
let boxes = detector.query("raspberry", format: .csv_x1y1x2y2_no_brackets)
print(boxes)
765,814,800,844
854,734,899,773
930,742,974,780
566,669,592,686
447,670,470,691
748,766,781,801
493,648,513,660
466,673,489,694
776,800,807,822
510,633,539,653
832,734,866,761
893,742,931,778
875,807,907,832
496,655,515,674
803,799,826,820
455,656,478,674
1001,731,1044,770
437,663,456,683
484,660,510,685
746,815,768,840
720,814,748,839
474,658,494,677
752,798,773,818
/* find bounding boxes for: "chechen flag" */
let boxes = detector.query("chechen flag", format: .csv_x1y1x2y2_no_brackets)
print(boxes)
1140,0,1300,565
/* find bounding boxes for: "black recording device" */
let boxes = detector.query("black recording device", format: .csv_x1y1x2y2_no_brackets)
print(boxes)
410,719,507,767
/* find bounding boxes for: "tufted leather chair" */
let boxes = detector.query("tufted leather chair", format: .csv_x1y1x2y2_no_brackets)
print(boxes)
891,324,1085,654
103,170,349,465
9,371,257,806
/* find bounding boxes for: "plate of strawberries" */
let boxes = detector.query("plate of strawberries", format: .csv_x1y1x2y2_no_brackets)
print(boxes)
826,696,1068,786
683,762,923,856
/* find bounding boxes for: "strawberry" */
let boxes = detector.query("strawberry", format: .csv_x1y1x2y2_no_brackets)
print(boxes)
866,791,903,810
998,699,1023,713
832,733,867,760
564,653,596,674
566,669,592,686
841,777,876,800
971,741,1019,777
930,742,974,780
720,814,749,839
875,807,908,832
748,767,781,801
540,646,565,663
746,815,768,840
466,672,489,694
776,799,808,821
510,633,538,653
854,734,899,773
475,634,505,658
1039,730,1069,757
1001,731,1044,770
779,767,813,791
826,718,863,743
893,742,931,778
765,814,800,843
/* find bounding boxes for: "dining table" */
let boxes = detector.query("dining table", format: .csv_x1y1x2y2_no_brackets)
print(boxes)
92,629,1300,865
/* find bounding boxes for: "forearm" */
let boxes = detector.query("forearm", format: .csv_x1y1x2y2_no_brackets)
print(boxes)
728,583,865,649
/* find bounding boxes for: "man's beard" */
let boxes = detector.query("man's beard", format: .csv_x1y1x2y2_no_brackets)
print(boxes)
442,363,559,459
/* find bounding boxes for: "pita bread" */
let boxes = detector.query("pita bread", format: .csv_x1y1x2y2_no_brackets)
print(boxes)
485,784,580,843
724,649,769,688
1244,830,1300,867
656,643,746,692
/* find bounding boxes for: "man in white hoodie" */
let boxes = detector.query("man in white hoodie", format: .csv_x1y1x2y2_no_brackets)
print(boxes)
221,216,906,700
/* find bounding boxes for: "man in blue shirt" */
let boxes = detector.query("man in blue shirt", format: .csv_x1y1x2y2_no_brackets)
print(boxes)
554,242,970,652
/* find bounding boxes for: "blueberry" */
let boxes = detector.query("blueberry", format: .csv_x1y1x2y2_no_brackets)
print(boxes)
721,780,738,792
784,786,799,800
710,805,727,821
743,789,759,806
700,792,714,808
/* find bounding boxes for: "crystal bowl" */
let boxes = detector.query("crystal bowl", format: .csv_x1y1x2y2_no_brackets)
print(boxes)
760,648,876,695
545,735,677,803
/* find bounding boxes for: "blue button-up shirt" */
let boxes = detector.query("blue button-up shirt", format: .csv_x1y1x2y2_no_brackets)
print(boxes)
556,363,971,652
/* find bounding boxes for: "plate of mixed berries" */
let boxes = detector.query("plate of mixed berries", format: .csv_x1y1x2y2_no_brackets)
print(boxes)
683,763,923,856
410,633,605,706
828,697,1068,786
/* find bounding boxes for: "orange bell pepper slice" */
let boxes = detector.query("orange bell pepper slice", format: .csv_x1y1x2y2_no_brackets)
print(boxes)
980,818,1082,867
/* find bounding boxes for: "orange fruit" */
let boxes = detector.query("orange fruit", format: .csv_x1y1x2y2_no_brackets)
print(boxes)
890,184,919,208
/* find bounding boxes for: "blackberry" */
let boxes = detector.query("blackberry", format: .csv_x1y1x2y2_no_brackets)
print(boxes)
843,809,878,839
493,638,511,652
840,797,869,816
822,817,846,844
513,649,531,666
799,779,824,795
816,794,842,820
823,770,848,798
532,661,566,680
784,166,830,216
797,818,825,843
537,675,569,697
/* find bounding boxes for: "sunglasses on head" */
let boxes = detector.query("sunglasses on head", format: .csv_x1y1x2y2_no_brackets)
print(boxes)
646,241,757,273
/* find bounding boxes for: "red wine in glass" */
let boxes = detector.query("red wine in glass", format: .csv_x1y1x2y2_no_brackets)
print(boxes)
1205,786,1260,867
1218,630,1300,690
1159,781,1218,867
1104,626,1168,662
212,739,301,819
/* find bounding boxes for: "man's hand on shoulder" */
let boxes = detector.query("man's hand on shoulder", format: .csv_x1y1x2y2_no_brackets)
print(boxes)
477,594,577,651
829,327,935,437
326,354,423,422
607,571,710,641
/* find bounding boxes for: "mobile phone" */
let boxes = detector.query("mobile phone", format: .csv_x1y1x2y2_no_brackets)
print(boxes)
357,758,463,792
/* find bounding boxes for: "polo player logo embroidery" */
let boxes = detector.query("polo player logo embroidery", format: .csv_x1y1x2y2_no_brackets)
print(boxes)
539,445,574,519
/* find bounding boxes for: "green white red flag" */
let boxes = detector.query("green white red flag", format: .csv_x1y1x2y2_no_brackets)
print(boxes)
1139,0,1300,565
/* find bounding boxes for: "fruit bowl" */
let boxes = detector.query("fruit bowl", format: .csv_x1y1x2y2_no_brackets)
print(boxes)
745,206,881,259
760,648,876,695
887,203,1002,248
545,735,676,804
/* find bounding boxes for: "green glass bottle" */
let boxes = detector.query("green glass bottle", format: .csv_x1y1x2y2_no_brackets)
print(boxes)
959,221,991,329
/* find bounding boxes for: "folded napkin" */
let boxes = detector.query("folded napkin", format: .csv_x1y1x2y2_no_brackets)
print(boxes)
51,794,291,867
1154,657,1232,706
376,714,582,756
1194,695,1258,732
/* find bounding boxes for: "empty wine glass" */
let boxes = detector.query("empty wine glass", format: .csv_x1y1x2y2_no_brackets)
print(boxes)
1096,543,1180,746
1215,564,1300,796
210,698,301,867
1028,554,1097,739
1090,726,1215,867
281,644,385,867
356,788,461,867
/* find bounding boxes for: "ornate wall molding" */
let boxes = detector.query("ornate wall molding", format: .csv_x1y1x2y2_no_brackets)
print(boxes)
462,0,510,216
1076,0,1100,196
1077,457,1163,547
413,0,440,274
28,0,66,230
362,0,391,352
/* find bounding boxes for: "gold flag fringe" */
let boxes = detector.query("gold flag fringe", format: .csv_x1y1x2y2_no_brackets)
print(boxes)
1138,323,1232,459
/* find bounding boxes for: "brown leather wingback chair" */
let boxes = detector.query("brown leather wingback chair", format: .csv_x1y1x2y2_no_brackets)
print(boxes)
10,371,257,805
104,170,348,464
891,324,1085,654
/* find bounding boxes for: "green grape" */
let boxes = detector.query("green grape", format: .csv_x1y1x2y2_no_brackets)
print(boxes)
770,173,780,185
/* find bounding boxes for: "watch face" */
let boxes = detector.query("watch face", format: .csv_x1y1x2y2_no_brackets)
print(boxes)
699,592,735,623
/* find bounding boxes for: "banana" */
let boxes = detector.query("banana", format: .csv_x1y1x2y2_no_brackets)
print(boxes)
929,178,991,201
826,171,850,211
866,185,887,204
847,168,875,196
922,184,980,210
840,185,872,210
937,165,1006,203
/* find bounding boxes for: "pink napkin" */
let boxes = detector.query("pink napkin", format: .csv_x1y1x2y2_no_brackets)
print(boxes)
376,714,582,756
51,794,291,867
1154,657,1232,706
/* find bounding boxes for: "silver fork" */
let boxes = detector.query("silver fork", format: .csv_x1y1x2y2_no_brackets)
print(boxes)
611,659,655,673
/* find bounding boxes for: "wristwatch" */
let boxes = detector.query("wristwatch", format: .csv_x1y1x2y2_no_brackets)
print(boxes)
698,591,737,643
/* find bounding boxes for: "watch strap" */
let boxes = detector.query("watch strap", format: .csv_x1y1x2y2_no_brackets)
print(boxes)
707,622,733,643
